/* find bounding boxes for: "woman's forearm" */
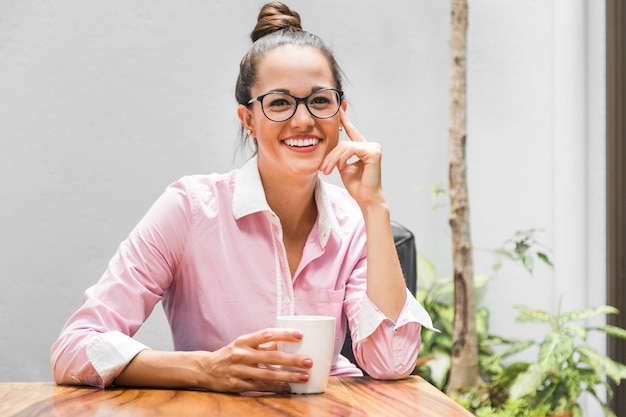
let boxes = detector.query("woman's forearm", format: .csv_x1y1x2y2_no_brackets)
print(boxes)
361,201,407,321
114,350,210,389
113,329,309,393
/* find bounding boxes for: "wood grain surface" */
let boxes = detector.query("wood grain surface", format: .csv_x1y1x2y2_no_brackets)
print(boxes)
0,376,474,417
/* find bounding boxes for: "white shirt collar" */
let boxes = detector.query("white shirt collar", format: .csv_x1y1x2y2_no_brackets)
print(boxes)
232,156,340,247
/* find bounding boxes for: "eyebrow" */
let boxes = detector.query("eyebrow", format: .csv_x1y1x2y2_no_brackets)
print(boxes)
260,87,334,96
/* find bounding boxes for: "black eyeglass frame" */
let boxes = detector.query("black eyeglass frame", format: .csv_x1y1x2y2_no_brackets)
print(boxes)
246,88,344,122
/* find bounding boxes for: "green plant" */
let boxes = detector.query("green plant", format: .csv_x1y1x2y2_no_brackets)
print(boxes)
501,303,626,417
414,228,550,390
453,389,551,417
414,229,626,416
413,254,532,391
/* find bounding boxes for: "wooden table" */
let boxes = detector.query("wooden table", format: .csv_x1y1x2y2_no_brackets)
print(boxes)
0,376,474,417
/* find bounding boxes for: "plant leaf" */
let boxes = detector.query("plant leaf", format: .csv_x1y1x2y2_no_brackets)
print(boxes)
514,305,553,323
423,349,451,389
563,323,588,340
537,251,554,267
577,345,626,384
475,308,489,335
515,241,531,256
521,254,534,273
593,324,626,340
571,404,583,417
416,253,436,290
537,332,574,372
429,277,454,299
495,340,535,362
509,363,547,400
497,361,531,389
560,305,619,323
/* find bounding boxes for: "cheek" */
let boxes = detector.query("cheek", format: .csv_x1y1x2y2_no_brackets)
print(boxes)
325,139,339,155
251,116,276,140
325,128,340,153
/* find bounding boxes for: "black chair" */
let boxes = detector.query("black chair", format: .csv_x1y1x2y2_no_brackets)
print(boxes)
340,220,417,373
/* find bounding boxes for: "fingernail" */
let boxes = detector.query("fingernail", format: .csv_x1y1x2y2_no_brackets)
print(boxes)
293,331,303,339
299,373,310,382
303,359,313,368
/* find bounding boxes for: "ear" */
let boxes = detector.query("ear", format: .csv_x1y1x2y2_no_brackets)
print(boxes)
341,99,348,112
237,104,254,132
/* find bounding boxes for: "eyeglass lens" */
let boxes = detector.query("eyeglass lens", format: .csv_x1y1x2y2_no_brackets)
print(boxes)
261,90,341,122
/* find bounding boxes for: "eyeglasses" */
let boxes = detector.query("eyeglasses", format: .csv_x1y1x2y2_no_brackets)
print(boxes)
247,88,344,122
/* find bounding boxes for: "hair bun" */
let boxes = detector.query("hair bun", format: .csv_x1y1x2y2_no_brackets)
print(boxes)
251,2,302,43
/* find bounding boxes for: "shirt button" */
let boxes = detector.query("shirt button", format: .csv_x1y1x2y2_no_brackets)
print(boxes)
283,297,291,305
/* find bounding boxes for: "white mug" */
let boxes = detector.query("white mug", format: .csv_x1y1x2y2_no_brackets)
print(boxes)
276,315,336,394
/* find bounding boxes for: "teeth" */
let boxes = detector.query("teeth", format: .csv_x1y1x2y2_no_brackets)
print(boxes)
284,138,319,147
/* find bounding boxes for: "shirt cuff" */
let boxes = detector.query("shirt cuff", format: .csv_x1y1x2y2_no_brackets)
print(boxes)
86,331,150,386
356,288,437,342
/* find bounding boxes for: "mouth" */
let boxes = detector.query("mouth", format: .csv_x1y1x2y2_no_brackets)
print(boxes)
282,138,321,148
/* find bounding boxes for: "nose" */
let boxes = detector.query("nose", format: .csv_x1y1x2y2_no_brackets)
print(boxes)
290,100,315,128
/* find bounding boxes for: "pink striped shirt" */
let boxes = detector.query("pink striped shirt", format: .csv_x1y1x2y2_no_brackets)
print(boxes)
51,156,434,388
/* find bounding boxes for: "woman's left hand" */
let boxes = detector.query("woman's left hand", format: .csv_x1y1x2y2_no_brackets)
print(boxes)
319,109,385,208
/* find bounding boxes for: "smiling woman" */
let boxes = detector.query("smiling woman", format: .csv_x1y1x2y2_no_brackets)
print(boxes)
238,43,344,180
50,1,434,394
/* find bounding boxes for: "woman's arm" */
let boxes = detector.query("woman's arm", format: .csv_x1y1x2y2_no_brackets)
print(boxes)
320,109,407,321
52,181,195,387
360,202,407,321
113,329,311,393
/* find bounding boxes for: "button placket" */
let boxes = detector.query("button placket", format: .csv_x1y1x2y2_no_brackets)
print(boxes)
268,212,295,317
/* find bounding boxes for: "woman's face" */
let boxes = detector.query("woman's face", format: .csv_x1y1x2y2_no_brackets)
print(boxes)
238,45,345,181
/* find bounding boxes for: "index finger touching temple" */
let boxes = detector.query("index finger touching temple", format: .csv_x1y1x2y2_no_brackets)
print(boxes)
339,109,366,142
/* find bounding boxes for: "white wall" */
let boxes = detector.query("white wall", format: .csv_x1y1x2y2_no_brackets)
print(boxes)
0,0,605,395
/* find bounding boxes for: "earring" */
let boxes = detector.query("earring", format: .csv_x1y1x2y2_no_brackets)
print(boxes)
247,129,253,136
339,126,343,132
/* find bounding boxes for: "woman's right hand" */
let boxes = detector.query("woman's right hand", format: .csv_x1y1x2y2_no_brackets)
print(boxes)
115,328,313,393
197,328,313,393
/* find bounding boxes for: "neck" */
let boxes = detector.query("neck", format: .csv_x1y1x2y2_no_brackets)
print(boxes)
260,171,318,235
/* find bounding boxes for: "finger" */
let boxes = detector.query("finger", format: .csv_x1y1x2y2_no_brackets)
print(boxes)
254,365,310,386
225,362,306,393
320,143,362,174
258,341,278,351
229,375,291,394
258,350,314,370
339,109,367,143
240,328,303,348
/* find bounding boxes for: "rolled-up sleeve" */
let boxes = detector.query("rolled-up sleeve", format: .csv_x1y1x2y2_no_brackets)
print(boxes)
86,331,150,386
352,289,436,379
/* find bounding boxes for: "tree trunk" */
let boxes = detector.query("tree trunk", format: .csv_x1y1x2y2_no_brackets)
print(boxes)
446,0,482,394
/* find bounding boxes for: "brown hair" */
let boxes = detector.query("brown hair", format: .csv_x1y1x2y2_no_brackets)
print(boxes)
235,2,344,150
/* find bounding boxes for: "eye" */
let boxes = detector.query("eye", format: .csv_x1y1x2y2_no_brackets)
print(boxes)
265,94,294,111
268,98,290,107
309,94,333,108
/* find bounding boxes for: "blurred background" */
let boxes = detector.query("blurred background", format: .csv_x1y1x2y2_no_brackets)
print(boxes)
0,0,605,403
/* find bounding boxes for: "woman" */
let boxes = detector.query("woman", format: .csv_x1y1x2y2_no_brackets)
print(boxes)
51,2,434,393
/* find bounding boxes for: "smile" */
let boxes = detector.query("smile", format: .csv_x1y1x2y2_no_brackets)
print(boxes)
283,138,321,148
